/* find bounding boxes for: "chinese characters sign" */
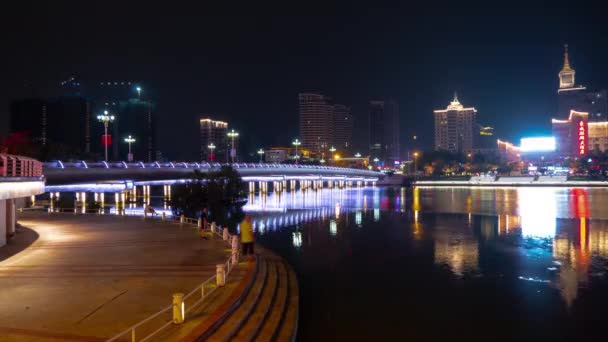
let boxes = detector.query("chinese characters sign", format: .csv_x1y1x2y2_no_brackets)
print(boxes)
577,120,587,156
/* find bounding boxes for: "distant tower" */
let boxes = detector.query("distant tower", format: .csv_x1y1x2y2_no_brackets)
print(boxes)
433,92,477,153
298,93,334,154
559,44,576,90
200,118,228,161
332,104,353,152
369,99,400,164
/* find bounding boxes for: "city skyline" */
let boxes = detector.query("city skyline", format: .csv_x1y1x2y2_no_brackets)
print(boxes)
3,4,608,161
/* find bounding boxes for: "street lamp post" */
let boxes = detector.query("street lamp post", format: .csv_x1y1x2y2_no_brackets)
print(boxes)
136,86,142,99
227,130,239,163
355,152,362,158
292,139,301,164
329,146,336,164
207,143,216,162
257,148,265,163
413,152,419,176
97,110,115,162
124,135,136,162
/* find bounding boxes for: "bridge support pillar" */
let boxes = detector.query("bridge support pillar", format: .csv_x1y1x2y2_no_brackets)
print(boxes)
132,186,137,201
5,199,16,241
249,182,255,193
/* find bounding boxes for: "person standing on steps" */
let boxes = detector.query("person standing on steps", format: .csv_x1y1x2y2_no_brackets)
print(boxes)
240,215,255,261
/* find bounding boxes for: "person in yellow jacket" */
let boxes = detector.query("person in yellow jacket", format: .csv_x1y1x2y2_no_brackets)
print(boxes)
240,215,255,260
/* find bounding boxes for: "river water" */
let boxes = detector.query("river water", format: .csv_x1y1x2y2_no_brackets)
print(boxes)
244,186,608,341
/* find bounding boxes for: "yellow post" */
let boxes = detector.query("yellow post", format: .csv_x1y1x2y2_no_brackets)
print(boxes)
216,264,226,286
172,293,185,324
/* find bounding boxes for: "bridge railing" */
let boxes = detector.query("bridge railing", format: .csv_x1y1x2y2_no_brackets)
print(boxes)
43,160,379,174
0,154,43,178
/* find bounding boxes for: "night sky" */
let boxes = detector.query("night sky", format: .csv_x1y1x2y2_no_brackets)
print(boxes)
2,2,608,160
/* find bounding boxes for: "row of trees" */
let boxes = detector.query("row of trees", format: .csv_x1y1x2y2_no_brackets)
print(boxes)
416,150,514,176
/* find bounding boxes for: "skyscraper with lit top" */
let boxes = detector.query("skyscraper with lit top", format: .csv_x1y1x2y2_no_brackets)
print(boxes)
434,93,477,153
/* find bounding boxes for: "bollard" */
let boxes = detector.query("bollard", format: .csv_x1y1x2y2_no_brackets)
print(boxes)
197,218,202,229
210,222,216,234
172,293,185,324
232,251,239,264
144,205,148,219
162,212,166,221
216,264,226,286
231,235,239,252
180,214,185,223
223,228,229,240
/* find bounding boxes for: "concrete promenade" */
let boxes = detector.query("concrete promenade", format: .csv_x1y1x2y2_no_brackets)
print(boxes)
0,212,231,341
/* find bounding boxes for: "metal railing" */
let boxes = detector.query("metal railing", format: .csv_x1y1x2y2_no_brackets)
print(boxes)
0,153,43,177
44,209,239,342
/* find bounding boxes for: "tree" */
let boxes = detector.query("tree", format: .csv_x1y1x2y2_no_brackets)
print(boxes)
170,166,246,227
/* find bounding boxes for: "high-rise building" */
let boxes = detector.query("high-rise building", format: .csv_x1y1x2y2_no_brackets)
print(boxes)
433,93,477,153
200,118,228,162
557,45,608,122
89,81,157,161
332,104,353,152
369,99,400,164
9,96,91,159
298,93,334,154
10,78,158,161
114,99,156,162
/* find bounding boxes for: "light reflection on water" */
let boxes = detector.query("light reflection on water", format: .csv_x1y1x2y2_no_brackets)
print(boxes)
243,186,608,339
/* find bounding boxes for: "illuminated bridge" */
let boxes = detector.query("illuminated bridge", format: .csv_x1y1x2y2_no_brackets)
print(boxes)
43,161,382,193
1,154,45,247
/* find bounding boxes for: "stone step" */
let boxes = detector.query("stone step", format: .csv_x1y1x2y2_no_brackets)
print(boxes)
274,262,299,342
232,259,280,341
206,257,271,342
255,259,289,342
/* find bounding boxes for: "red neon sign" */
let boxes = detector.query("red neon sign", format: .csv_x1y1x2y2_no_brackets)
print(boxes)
577,120,587,156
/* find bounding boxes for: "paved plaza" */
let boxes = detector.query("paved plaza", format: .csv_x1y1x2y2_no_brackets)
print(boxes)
0,212,231,341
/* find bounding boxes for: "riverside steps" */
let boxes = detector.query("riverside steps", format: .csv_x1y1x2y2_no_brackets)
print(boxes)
155,248,299,342
0,211,298,341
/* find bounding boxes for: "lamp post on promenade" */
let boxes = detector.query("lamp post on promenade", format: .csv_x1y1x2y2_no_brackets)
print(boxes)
292,139,302,164
227,130,239,164
124,135,136,162
97,110,115,162
207,143,216,162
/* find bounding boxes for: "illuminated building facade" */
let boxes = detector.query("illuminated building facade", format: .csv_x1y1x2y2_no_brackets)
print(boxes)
552,110,591,156
298,93,334,154
200,118,228,161
557,45,608,121
369,99,400,164
264,147,311,163
434,93,477,153
497,139,520,164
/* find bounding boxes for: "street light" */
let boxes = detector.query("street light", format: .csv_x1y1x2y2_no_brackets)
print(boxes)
227,130,239,163
124,135,136,162
136,86,142,99
413,152,419,175
207,143,216,162
257,148,265,163
329,146,336,153
97,110,115,162
292,139,302,164
355,152,362,158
